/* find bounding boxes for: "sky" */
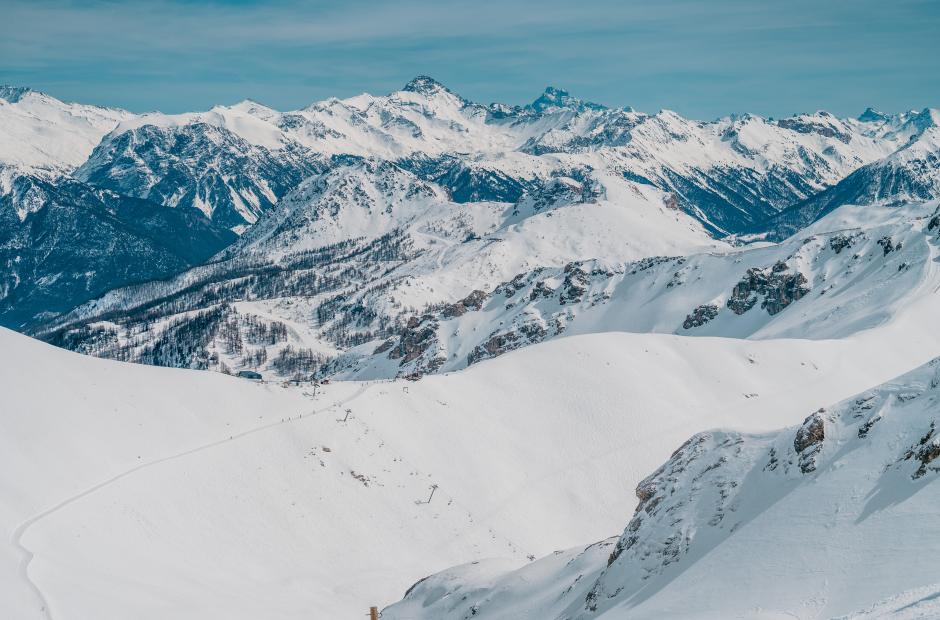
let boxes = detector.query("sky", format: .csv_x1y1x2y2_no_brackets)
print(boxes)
1,0,938,119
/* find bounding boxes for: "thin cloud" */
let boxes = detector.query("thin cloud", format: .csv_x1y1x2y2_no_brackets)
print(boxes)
1,0,937,118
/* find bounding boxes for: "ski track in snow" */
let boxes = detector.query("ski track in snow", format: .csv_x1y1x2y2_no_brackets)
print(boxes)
10,383,373,620
339,396,530,559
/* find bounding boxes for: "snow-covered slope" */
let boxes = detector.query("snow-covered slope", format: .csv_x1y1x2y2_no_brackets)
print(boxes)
2,79,936,339
0,172,235,329
763,110,940,239
46,197,940,382
0,86,132,173
334,200,939,378
0,88,242,328
5,312,940,620
37,157,724,371
385,355,940,620
61,78,920,236
76,122,325,231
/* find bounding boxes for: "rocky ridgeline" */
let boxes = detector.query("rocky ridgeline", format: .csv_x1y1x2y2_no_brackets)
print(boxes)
365,207,931,380
385,355,940,619
575,357,940,617
369,261,620,377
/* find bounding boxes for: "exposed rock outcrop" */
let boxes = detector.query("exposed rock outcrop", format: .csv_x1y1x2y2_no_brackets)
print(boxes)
466,321,548,366
683,304,719,329
794,410,826,473
387,315,439,364
727,262,809,316
440,289,488,318
905,422,940,479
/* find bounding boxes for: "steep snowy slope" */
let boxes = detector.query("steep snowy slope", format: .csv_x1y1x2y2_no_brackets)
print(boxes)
77,122,325,231
0,172,235,329
46,198,939,382
336,200,939,378
0,88,242,328
5,318,940,620
0,86,132,173
5,79,938,376
38,158,724,371
65,77,916,236
386,356,940,620
762,110,940,240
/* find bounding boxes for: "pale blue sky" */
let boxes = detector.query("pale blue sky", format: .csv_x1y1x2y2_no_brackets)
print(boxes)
2,0,938,119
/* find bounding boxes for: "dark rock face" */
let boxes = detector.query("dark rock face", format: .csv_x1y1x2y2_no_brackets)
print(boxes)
77,123,323,230
529,281,555,301
387,315,439,364
682,304,719,330
928,210,940,232
877,236,901,256
829,233,862,254
727,262,810,316
560,263,590,304
905,423,940,479
512,169,602,213
468,331,520,366
528,86,607,114
440,289,487,318
396,155,533,204
497,270,542,299
794,410,826,473
373,338,395,355
794,412,826,453
402,75,457,98
466,321,548,366
0,171,235,329
658,163,821,236
776,115,852,143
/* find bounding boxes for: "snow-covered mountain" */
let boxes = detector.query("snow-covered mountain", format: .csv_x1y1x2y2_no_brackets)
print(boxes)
23,75,921,237
77,121,325,231
0,86,132,173
4,77,940,620
762,109,940,240
331,200,938,378
3,79,938,338
0,170,235,329
0,88,238,328
44,197,940,382
385,356,940,619
35,157,724,372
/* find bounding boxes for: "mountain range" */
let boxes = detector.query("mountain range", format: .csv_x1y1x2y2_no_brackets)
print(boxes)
3,78,938,376
2,77,940,620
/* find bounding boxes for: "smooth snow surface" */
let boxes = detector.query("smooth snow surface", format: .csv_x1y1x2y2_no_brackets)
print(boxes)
386,357,940,619
3,321,940,619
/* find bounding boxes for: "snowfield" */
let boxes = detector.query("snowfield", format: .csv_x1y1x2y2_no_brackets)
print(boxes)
2,77,940,620
3,315,940,619
386,357,940,620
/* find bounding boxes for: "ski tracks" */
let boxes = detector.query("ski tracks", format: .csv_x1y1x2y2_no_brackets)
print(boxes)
9,383,372,620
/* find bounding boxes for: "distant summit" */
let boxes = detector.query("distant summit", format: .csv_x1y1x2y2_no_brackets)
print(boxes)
0,86,33,104
858,106,888,123
402,75,451,96
529,86,607,113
